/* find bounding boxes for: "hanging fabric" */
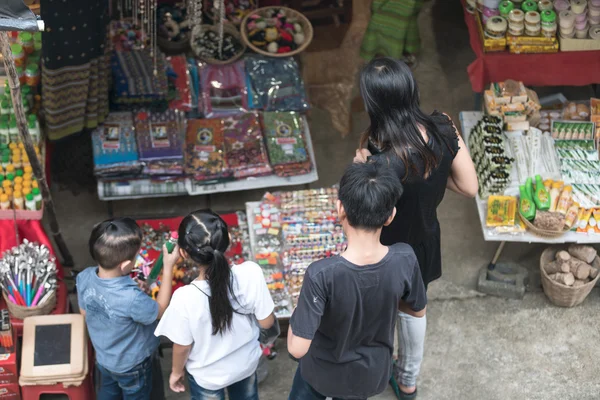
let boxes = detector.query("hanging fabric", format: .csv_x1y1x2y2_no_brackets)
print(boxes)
0,0,38,32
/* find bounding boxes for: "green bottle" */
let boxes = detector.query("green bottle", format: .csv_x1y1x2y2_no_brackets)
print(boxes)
519,185,536,221
533,175,551,211
146,232,179,285
525,177,534,199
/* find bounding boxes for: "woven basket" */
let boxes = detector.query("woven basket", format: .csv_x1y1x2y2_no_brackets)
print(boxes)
540,247,600,307
3,289,57,320
519,213,569,239
240,6,314,58
190,23,247,65
157,34,191,55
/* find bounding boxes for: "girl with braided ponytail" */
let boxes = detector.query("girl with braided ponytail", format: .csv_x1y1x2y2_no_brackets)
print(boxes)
155,210,275,400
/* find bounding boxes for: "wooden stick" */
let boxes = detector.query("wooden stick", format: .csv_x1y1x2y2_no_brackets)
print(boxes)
0,32,74,266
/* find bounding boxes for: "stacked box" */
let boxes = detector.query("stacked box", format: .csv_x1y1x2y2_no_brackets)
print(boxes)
484,82,542,130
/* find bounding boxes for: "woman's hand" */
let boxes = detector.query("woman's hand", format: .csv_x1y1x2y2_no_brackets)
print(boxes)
169,371,186,393
354,148,372,163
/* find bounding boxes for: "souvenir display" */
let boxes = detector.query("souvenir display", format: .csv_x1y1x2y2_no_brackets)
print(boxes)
91,112,142,178
110,20,146,52
245,56,309,112
135,110,185,176
0,241,57,308
157,3,191,45
167,56,192,112
223,113,272,178
193,28,245,62
245,8,307,54
206,0,257,24
199,61,249,117
184,118,231,181
262,112,311,177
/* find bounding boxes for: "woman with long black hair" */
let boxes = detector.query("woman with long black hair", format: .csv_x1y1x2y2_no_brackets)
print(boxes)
354,57,478,399
155,210,275,400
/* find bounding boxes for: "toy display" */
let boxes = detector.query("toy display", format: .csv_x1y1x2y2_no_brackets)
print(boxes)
245,8,307,55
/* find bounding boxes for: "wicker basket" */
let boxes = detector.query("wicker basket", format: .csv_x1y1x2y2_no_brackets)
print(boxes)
190,23,247,65
540,247,600,307
3,289,56,320
519,213,570,239
240,6,314,58
157,34,191,55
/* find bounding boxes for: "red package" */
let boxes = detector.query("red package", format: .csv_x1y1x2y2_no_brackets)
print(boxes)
0,383,20,399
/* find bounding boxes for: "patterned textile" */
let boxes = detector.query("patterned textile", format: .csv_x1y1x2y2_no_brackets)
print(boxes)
111,50,169,105
245,56,309,112
41,0,110,140
135,110,185,175
184,118,231,182
223,113,272,179
92,112,142,177
199,61,248,117
360,0,424,60
167,56,192,112
262,112,310,177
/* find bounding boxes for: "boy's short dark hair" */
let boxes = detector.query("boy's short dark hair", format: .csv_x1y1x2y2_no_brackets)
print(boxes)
89,218,143,270
338,162,403,231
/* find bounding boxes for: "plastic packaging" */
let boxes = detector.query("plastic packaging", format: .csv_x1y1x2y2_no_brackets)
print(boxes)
11,44,25,67
92,112,142,178
245,56,309,112
549,182,562,212
167,55,192,112
533,175,551,210
519,184,536,220
564,204,579,229
147,232,179,285
184,118,231,182
262,112,311,177
24,193,36,211
486,196,517,226
24,64,39,87
556,186,572,214
223,113,272,178
135,110,185,176
199,60,248,118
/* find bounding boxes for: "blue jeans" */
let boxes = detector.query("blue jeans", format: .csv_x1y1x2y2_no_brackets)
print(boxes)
96,355,154,400
288,368,365,400
188,371,258,400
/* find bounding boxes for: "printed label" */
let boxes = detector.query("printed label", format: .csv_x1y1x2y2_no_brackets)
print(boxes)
276,138,297,145
103,124,121,149
151,124,170,148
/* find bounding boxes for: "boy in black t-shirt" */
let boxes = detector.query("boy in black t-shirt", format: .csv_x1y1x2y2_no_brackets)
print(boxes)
287,162,427,400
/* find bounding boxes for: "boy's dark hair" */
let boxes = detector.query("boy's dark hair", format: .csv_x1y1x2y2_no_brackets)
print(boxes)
338,162,403,231
89,218,143,270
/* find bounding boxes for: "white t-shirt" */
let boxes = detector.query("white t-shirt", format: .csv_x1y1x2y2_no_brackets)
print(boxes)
154,262,274,390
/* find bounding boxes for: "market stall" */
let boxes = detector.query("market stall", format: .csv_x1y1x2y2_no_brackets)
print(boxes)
462,0,600,98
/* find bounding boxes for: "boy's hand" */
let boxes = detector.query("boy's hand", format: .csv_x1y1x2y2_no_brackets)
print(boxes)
354,148,371,163
135,278,150,294
169,371,185,393
162,243,180,272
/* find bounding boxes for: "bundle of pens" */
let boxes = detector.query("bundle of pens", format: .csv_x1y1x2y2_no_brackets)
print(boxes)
0,310,13,351
0,240,58,318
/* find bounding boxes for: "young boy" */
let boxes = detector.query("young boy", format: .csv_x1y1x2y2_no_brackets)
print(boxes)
76,218,180,399
287,162,427,400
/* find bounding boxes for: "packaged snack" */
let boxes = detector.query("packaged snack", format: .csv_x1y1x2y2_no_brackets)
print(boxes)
486,196,518,226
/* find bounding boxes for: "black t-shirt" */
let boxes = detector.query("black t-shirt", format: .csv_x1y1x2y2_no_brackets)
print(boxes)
290,243,427,399
370,111,459,285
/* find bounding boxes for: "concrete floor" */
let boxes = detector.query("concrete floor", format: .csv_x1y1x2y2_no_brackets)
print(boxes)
47,1,600,399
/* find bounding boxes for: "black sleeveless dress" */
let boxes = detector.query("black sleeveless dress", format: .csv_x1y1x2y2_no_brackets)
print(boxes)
369,111,459,287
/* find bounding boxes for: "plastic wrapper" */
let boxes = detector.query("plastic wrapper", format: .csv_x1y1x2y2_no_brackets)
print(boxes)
561,161,600,184
167,55,192,112
262,112,311,177
245,56,309,112
91,112,142,178
199,60,248,118
486,196,517,227
223,113,272,178
184,118,231,182
135,110,185,176
111,50,168,105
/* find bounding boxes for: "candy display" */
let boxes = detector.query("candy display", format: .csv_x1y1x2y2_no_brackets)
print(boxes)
0,240,57,309
249,188,346,316
245,8,307,55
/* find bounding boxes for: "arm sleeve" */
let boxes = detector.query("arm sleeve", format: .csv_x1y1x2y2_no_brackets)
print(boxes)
75,273,86,312
402,257,428,312
249,264,275,321
154,290,194,346
289,269,326,340
129,289,160,325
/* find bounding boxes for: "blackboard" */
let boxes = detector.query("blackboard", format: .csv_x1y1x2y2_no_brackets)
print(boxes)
33,324,71,366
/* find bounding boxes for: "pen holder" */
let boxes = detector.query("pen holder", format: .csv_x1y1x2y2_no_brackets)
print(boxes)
3,289,56,320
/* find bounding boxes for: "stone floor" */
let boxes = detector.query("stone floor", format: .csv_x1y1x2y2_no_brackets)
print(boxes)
47,1,600,399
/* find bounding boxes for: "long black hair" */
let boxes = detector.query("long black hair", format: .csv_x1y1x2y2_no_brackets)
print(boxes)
178,210,233,335
359,57,448,180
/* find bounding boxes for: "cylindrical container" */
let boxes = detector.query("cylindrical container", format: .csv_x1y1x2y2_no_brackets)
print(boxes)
483,6,501,21
590,15,600,25
509,23,525,35
526,24,542,35
15,67,26,86
590,3,600,17
18,32,34,55
542,22,558,36
486,16,509,37
570,0,588,14
538,0,553,10
522,0,538,11
10,44,25,67
561,28,576,37
500,0,515,16
525,10,541,26
575,19,589,31
25,64,40,87
559,10,576,28
540,9,557,25
483,0,502,7
589,24,600,38
554,0,570,11
509,8,526,22
8,120,18,143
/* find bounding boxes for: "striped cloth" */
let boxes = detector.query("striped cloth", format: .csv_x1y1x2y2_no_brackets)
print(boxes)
360,0,425,60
